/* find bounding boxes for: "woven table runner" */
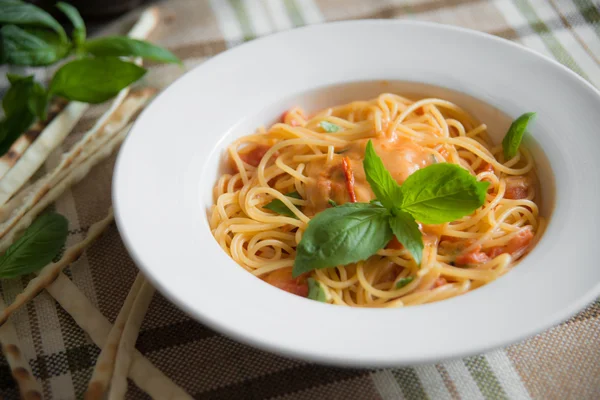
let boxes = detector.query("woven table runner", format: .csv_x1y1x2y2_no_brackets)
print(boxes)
1,0,599,399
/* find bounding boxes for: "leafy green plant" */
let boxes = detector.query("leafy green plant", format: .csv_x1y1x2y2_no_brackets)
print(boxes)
0,0,181,156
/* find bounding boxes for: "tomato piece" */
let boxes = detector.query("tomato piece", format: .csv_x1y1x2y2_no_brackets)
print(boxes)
263,267,308,297
485,228,533,260
433,277,447,288
341,156,357,203
476,162,493,173
239,145,272,167
455,250,490,266
486,247,505,258
506,228,534,255
505,177,530,200
386,237,404,250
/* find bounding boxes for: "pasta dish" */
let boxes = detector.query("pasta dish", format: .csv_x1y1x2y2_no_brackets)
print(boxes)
209,93,544,308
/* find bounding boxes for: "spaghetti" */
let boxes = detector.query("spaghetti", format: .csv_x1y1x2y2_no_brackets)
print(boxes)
209,93,544,308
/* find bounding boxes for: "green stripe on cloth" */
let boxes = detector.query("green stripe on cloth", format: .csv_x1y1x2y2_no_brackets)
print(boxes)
391,368,429,400
513,0,589,79
464,355,508,400
573,0,600,39
229,0,255,41
283,0,305,27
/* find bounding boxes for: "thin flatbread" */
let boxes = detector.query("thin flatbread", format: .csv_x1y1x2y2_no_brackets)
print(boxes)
47,273,193,399
0,99,69,180
108,279,156,400
0,297,44,400
85,273,145,400
0,89,155,251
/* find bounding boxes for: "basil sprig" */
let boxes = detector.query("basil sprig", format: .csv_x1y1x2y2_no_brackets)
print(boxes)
502,112,536,160
0,0,181,157
292,140,489,277
0,212,68,278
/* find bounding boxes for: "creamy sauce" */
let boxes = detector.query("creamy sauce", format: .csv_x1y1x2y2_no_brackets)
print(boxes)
304,135,432,214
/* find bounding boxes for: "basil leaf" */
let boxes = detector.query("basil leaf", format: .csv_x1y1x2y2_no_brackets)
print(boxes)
49,57,147,103
263,191,302,218
327,199,337,207
363,140,403,211
0,0,67,41
307,278,327,302
389,209,423,266
82,36,181,65
0,212,68,278
56,2,85,46
28,81,48,120
502,112,536,160
0,108,35,156
1,25,71,66
320,121,341,133
2,74,34,115
293,203,392,277
395,276,414,289
2,74,48,121
399,163,489,225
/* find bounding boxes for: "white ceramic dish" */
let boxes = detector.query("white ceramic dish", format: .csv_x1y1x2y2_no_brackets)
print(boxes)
113,20,600,367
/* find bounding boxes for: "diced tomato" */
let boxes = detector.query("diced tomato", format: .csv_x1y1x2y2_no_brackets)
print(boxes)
433,277,447,288
476,162,493,173
386,237,404,250
281,108,305,127
485,228,534,259
239,145,272,167
341,156,357,203
505,177,530,200
263,267,308,297
506,228,534,255
455,244,490,266
486,247,505,258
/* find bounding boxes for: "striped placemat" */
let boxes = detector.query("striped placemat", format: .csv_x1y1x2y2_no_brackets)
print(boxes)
1,0,599,399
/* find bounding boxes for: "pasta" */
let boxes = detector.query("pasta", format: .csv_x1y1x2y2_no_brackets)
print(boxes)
209,93,544,308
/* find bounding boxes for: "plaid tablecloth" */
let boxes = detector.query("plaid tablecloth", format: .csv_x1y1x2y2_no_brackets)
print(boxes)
1,0,600,399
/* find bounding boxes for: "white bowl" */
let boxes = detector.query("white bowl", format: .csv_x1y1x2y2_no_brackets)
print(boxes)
113,20,600,366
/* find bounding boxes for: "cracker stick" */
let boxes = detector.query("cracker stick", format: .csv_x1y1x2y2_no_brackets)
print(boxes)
0,297,43,400
85,273,145,400
0,89,155,251
0,88,154,229
0,124,128,254
0,209,114,326
109,279,156,400
47,274,193,399
0,101,89,206
0,99,69,180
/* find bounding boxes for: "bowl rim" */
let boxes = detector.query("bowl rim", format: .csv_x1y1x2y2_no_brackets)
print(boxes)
113,19,600,366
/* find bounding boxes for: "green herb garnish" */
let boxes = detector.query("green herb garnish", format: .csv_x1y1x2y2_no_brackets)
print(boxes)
49,57,146,103
327,199,337,207
292,140,489,277
0,0,181,157
320,121,341,133
395,276,414,289
263,191,302,218
307,278,327,302
0,212,68,278
502,112,536,160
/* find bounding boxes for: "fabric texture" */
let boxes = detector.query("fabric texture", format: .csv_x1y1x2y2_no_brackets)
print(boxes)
1,0,600,399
